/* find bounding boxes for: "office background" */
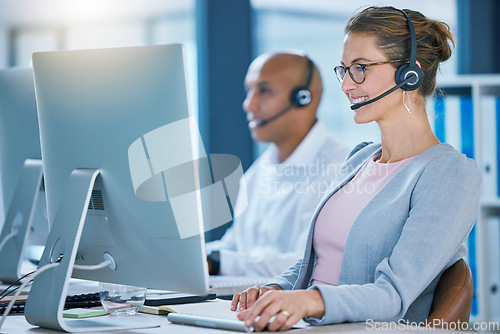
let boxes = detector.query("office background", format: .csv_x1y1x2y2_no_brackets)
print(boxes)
0,0,498,323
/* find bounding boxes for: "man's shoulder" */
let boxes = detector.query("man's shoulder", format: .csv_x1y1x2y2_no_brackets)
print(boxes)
242,147,274,178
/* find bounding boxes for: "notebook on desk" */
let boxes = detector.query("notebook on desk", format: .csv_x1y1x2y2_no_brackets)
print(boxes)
208,276,273,297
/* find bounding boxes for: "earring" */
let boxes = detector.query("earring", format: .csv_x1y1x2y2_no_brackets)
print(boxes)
403,91,412,114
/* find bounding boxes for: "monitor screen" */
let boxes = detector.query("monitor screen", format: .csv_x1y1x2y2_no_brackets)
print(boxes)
26,44,210,331
34,43,209,290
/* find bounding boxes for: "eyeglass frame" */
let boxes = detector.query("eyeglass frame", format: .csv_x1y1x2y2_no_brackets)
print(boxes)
334,59,407,84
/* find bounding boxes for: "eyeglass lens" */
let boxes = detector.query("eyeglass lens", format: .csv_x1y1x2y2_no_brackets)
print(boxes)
335,64,365,84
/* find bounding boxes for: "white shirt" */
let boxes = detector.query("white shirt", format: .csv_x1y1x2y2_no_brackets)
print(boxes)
206,122,350,277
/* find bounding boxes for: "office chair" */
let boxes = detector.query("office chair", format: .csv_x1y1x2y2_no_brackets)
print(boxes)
426,258,473,328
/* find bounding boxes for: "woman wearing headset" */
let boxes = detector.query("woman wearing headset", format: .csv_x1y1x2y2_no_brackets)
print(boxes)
232,6,481,331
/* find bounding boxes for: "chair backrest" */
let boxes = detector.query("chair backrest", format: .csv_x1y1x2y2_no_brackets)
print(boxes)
426,258,473,328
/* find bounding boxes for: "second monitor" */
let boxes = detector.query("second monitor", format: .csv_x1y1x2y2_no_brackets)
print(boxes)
0,67,48,283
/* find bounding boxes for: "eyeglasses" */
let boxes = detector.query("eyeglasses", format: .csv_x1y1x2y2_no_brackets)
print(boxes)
334,59,406,84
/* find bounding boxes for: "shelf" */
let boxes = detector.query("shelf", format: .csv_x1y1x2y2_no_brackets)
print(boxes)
436,74,500,322
481,198,500,209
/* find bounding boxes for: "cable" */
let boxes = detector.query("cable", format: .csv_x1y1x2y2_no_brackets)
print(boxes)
73,258,112,271
0,262,59,329
0,256,113,327
0,287,22,302
0,231,18,255
0,270,36,295
0,270,36,301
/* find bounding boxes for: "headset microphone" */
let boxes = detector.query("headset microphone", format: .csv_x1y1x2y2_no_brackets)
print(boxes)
350,75,414,110
250,56,314,128
249,104,294,128
350,8,423,111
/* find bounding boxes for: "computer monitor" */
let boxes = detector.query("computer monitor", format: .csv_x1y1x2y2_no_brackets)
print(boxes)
0,67,48,283
25,44,210,332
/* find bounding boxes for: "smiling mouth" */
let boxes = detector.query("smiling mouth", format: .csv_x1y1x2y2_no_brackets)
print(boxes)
351,96,368,104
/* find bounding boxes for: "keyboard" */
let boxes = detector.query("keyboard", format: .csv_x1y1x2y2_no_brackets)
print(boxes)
0,292,102,314
64,292,101,309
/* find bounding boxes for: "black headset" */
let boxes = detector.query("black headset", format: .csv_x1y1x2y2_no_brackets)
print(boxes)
289,56,314,107
395,8,423,91
250,56,314,127
350,8,423,110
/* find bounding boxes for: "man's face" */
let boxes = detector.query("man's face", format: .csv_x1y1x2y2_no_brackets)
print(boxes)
242,59,297,143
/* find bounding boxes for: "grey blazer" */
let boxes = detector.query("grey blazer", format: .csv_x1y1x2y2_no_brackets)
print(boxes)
268,142,481,325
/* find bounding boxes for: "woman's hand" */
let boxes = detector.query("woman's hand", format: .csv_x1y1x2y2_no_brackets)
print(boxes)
231,285,281,311
237,289,325,332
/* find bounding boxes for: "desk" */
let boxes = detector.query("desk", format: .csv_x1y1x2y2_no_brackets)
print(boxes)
1,299,474,333
0,276,477,334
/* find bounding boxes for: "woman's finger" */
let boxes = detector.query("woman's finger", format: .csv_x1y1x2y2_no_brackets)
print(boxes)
236,308,250,321
239,291,249,310
253,302,282,332
231,285,263,311
246,286,263,308
230,292,241,311
266,310,290,331
279,313,303,331
241,290,279,328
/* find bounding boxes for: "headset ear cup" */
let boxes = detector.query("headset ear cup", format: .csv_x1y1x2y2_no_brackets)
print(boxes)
290,87,312,107
395,63,423,91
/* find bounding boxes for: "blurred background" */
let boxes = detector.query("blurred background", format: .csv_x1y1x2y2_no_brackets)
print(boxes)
0,0,499,324
0,0,464,162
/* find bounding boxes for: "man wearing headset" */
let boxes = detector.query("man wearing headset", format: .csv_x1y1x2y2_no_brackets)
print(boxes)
206,52,350,277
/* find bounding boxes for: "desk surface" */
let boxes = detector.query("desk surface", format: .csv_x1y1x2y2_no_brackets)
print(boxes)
1,298,471,334
0,276,476,334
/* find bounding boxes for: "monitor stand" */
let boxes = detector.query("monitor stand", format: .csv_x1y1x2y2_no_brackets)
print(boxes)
0,159,43,283
24,169,159,332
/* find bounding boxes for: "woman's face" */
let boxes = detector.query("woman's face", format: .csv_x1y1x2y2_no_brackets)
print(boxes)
340,32,403,124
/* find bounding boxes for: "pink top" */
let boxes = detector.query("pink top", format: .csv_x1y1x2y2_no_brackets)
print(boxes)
311,154,414,286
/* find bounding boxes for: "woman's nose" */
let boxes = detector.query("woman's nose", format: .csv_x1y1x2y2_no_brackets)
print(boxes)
341,72,357,93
